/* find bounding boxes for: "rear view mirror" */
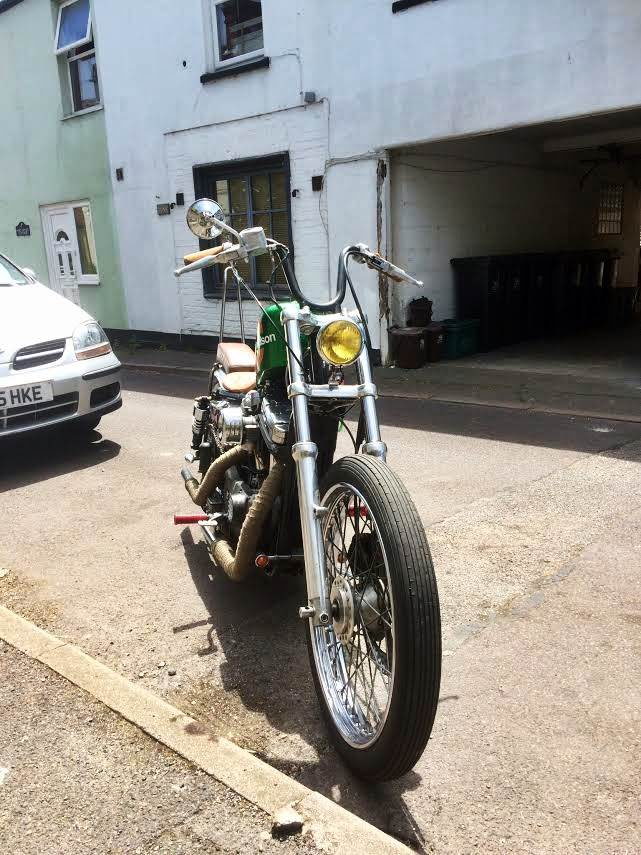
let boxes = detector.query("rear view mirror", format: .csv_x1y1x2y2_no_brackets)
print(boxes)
186,199,227,240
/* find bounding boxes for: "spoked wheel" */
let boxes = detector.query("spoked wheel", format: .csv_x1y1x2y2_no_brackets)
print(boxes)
305,455,441,781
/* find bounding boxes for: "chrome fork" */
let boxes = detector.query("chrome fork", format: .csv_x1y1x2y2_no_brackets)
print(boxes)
282,304,386,626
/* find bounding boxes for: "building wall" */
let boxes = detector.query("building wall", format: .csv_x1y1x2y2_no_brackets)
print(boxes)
391,138,641,323
0,0,127,328
390,138,581,321
92,0,331,339
91,0,641,347
166,106,329,339
327,0,641,159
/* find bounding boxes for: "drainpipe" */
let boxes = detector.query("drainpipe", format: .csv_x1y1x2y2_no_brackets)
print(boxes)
376,154,392,365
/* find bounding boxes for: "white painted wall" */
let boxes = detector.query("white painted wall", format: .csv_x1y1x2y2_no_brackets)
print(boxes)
91,0,641,349
391,137,641,324
391,138,581,321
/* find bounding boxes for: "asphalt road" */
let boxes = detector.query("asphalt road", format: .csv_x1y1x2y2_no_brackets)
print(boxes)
1,370,640,853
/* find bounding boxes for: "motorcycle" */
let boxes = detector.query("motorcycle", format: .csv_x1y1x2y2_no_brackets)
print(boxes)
173,199,441,781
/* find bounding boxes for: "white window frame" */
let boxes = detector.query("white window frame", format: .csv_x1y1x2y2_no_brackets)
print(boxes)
211,0,264,69
54,0,93,56
66,43,100,113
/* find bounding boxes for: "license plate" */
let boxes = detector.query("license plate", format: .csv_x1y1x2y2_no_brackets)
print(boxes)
0,381,54,409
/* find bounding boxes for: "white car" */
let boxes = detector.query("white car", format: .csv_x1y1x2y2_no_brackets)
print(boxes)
0,253,121,437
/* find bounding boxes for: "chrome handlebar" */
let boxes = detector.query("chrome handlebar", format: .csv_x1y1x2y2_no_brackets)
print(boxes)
352,244,423,287
175,236,422,290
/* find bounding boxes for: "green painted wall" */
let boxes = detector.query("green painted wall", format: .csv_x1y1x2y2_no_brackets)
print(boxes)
0,0,127,328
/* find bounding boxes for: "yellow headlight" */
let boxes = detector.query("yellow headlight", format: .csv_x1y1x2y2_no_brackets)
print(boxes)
317,319,363,366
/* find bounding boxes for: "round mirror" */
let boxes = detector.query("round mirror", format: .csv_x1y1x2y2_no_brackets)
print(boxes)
186,198,226,240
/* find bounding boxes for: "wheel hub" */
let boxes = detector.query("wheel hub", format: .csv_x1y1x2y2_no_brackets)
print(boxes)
330,575,354,642
359,584,385,639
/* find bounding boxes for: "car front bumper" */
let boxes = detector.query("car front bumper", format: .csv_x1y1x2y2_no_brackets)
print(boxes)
0,349,122,437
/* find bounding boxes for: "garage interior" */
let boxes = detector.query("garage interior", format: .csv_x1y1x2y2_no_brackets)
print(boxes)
389,110,641,382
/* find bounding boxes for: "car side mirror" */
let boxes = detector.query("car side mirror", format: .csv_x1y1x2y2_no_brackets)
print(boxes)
22,267,37,280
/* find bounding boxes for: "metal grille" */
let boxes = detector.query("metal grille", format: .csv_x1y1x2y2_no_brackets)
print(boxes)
12,339,66,370
0,392,79,432
597,183,624,235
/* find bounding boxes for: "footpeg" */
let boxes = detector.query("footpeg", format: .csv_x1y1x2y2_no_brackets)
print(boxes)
174,513,208,525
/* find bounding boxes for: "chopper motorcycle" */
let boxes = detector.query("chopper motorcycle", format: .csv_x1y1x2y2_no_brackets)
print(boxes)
173,199,441,781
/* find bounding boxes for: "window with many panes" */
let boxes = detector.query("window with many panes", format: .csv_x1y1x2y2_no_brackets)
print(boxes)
194,154,292,299
212,0,263,67
54,0,100,114
596,183,624,236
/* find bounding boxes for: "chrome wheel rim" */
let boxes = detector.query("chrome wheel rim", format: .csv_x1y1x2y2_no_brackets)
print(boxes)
311,483,395,749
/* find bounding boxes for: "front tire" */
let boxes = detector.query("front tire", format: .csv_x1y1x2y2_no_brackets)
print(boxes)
306,455,441,781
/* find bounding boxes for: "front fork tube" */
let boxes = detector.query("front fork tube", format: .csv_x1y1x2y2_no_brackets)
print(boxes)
284,316,386,626
285,317,331,627
356,349,387,461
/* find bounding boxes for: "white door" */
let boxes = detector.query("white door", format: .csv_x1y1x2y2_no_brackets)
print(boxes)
41,205,81,305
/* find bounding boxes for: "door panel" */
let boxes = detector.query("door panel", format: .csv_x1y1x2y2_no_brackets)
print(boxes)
41,205,81,306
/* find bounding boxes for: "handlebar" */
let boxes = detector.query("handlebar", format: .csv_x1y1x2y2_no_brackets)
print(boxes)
183,244,226,266
175,233,422,302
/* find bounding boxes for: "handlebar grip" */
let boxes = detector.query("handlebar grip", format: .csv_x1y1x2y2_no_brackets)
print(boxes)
183,245,225,266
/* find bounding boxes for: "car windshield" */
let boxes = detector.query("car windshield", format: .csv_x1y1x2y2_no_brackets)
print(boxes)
0,255,29,286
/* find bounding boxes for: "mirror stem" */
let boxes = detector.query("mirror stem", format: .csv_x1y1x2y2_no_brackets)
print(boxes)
213,218,242,243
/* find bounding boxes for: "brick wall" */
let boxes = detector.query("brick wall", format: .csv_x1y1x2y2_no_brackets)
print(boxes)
166,103,329,339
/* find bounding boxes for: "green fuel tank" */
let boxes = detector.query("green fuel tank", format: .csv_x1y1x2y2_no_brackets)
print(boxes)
255,302,301,386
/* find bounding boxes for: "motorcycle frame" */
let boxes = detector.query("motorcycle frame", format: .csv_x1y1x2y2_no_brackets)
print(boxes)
281,301,387,627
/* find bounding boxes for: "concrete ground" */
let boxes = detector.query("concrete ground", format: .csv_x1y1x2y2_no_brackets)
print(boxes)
0,643,320,855
115,323,641,420
1,369,641,852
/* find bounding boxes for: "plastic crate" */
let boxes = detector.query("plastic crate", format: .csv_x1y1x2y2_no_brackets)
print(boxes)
442,319,480,359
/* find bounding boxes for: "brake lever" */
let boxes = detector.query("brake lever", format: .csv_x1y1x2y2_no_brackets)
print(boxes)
353,245,423,287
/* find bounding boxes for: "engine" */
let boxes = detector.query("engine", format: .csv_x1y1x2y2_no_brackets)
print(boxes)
209,396,259,452
186,391,291,545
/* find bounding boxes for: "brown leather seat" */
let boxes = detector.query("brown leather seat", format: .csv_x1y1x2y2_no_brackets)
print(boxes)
216,342,256,373
220,371,256,394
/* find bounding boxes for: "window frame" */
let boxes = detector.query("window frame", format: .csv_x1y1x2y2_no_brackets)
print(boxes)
211,0,264,69
66,41,100,113
54,0,93,56
193,153,293,301
596,182,625,237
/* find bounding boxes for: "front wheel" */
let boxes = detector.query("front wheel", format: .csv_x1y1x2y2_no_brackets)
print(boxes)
306,455,441,781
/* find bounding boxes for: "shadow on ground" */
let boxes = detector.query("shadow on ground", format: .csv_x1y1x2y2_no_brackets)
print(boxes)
122,368,641,459
176,527,429,850
0,427,121,491
375,397,641,459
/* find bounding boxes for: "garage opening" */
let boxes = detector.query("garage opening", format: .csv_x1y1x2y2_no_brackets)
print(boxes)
389,111,641,388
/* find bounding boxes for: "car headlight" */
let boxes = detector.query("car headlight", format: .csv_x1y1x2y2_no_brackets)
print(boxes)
73,322,112,360
317,319,363,366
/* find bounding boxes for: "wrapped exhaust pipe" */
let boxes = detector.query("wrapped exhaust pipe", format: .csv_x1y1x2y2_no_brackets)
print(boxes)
210,461,285,582
182,444,252,507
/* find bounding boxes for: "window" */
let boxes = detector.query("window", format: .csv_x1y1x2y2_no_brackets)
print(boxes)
54,0,100,114
68,40,100,111
213,0,263,67
73,204,98,276
55,0,92,54
193,154,292,299
597,183,624,236
0,255,28,286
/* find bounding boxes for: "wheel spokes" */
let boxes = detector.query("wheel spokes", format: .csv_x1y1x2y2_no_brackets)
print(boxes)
315,484,395,746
